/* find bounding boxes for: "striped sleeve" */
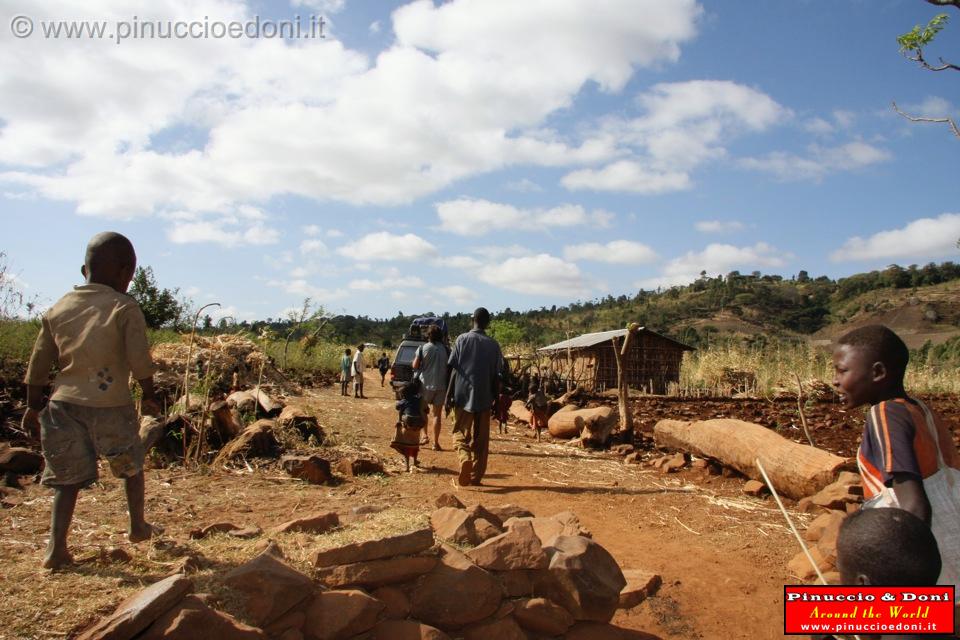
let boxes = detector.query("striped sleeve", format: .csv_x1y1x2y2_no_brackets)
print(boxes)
860,401,921,485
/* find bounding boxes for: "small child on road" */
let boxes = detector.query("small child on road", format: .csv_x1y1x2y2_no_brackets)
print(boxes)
525,381,549,441
391,379,426,472
22,232,161,569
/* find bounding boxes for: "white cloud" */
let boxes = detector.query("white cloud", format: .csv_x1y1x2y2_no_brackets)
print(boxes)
563,240,657,264
830,213,960,262
436,198,613,236
562,160,691,194
326,228,344,238
1,0,701,219
270,278,348,300
740,141,891,181
561,80,788,193
166,212,280,247
300,238,329,255
804,117,834,135
369,20,381,34
832,109,856,128
435,285,477,305
695,220,745,233
470,245,533,260
336,231,437,261
637,242,790,288
348,275,425,291
443,256,484,270
290,0,346,14
303,225,322,236
504,178,543,192
477,254,592,296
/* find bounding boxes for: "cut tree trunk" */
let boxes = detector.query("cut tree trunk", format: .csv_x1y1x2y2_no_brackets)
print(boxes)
210,400,242,441
653,418,849,499
549,406,615,439
251,386,284,414
509,400,532,424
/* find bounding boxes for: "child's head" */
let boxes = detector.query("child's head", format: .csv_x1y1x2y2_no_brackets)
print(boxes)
427,325,442,343
357,343,365,352
473,307,491,331
401,378,422,398
82,232,137,292
837,508,940,586
832,324,909,409
345,348,351,356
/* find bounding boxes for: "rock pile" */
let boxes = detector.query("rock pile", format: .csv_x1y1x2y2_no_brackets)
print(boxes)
78,502,662,640
787,471,862,582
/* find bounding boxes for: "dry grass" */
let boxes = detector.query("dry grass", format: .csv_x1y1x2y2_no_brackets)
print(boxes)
0,464,425,639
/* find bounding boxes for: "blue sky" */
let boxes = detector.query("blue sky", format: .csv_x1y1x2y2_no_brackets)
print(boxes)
1,0,958,322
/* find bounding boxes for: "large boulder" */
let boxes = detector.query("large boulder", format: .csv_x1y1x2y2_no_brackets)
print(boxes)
462,616,527,640
505,511,591,547
485,504,534,522
372,620,450,640
313,528,435,568
565,622,664,639
315,556,437,589
409,545,502,629
618,570,662,609
430,507,503,546
223,550,314,627
540,535,626,622
138,595,266,640
465,520,549,571
76,575,193,640
514,597,575,636
371,586,410,620
302,590,385,640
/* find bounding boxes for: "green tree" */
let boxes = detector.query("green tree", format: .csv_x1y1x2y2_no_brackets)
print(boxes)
488,319,524,347
129,266,183,329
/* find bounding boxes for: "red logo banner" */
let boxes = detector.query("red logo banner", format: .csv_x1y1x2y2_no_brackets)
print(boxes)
784,585,955,635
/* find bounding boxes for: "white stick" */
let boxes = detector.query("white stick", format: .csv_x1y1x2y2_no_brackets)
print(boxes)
756,458,861,640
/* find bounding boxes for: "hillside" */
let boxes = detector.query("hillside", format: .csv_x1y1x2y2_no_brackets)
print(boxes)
238,262,960,353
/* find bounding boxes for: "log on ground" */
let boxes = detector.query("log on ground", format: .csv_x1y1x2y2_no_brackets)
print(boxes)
509,401,532,424
549,406,614,440
653,418,848,500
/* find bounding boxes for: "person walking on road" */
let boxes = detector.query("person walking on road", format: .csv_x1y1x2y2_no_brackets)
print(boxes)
353,344,367,398
413,324,448,450
446,307,503,487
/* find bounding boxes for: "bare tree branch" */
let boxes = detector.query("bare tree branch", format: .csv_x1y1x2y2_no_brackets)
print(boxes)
892,101,960,138
904,47,960,71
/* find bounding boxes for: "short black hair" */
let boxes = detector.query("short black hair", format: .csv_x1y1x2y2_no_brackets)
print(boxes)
473,307,490,329
837,324,909,381
837,508,941,585
426,324,442,342
85,232,136,275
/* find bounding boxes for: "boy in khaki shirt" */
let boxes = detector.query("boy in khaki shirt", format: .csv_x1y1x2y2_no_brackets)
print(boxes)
22,232,161,569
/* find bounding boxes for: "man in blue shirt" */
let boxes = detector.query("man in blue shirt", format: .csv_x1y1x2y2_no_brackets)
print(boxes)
446,307,503,486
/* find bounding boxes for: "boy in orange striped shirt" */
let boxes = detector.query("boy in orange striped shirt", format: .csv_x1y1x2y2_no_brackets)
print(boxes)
833,324,960,591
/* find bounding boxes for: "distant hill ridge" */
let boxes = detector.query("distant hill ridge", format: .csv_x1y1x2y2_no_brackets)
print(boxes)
253,262,960,350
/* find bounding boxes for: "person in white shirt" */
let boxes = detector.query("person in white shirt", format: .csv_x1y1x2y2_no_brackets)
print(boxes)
353,344,367,399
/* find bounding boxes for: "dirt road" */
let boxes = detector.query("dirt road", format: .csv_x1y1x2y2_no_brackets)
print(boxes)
308,372,799,639
0,370,803,638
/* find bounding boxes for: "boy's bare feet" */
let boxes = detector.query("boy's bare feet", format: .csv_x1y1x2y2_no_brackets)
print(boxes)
42,547,74,570
128,522,163,543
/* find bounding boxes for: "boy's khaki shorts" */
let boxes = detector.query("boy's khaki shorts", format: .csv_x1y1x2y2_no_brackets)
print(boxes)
40,401,143,487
